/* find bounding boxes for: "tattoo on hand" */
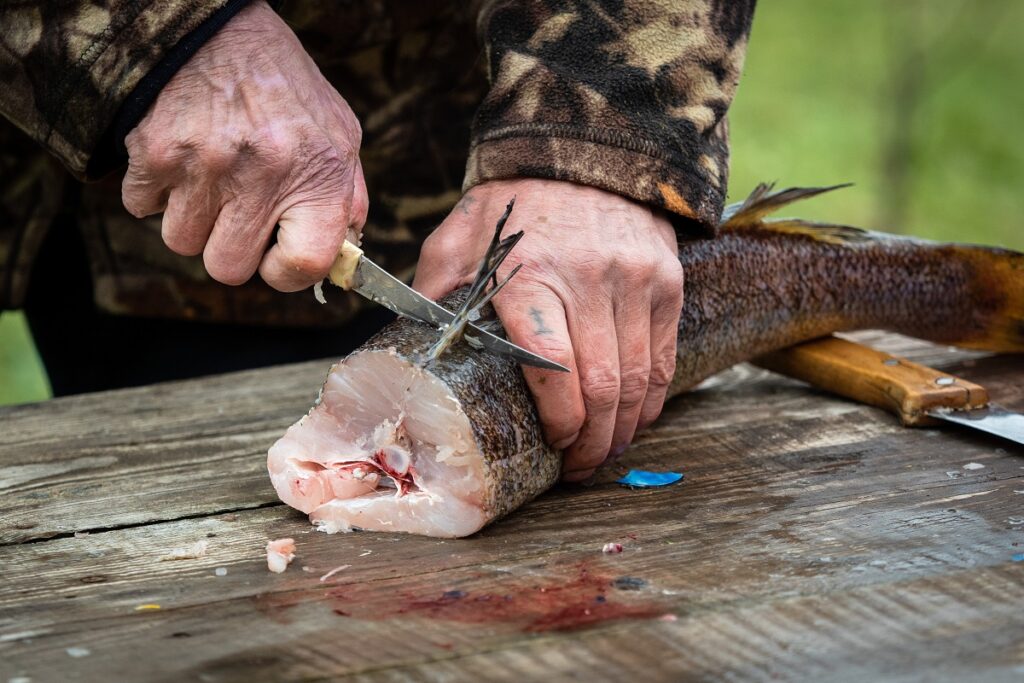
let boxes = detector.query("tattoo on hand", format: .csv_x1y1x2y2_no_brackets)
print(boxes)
529,307,553,336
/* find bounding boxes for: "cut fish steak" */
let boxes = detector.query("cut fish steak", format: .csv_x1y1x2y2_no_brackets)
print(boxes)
268,301,559,538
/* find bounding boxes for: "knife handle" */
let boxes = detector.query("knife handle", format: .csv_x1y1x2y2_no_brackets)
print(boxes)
328,241,363,290
753,336,989,426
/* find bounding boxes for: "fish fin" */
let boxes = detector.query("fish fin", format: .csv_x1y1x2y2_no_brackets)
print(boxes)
425,198,522,363
748,218,873,245
721,183,853,228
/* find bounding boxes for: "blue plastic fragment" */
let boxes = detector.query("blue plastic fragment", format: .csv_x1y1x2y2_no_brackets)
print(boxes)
616,469,684,488
1013,553,1024,562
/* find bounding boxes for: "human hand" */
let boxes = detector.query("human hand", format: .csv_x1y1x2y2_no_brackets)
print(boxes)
121,0,367,291
413,179,684,481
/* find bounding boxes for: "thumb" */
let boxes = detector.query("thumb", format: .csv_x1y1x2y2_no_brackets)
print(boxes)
412,215,476,301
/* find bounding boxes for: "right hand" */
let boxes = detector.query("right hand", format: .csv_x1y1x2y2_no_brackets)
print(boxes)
122,0,368,292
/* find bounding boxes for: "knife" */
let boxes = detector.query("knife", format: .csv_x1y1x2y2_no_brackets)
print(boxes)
325,241,570,373
753,335,1024,446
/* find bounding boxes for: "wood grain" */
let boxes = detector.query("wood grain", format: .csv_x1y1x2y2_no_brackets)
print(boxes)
0,333,1021,682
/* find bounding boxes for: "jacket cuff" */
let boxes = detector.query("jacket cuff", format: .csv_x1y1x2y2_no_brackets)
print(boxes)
26,0,230,178
87,0,254,178
464,123,729,237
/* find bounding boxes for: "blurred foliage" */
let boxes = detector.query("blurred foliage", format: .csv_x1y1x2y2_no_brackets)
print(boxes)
729,0,1024,249
0,312,50,405
1,0,1021,406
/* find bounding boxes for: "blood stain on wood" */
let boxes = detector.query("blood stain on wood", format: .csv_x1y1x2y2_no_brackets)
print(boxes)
325,562,669,633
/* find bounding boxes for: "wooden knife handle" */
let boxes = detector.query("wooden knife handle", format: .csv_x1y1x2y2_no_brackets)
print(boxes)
328,241,363,290
753,336,989,426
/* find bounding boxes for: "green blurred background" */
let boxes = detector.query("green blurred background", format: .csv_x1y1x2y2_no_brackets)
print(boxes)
1,0,1022,406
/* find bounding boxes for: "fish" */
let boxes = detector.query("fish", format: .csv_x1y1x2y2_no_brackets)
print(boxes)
267,184,1024,538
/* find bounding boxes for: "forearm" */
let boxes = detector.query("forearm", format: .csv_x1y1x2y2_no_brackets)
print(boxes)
0,0,251,178
466,0,757,234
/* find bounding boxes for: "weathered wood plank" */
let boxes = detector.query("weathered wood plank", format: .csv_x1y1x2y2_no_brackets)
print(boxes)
1,352,1021,680
1,333,1017,545
0,333,1021,681
333,565,1024,683
0,360,328,543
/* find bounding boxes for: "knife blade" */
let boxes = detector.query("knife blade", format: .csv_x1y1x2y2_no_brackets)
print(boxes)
753,335,1024,447
327,241,570,373
928,404,1024,445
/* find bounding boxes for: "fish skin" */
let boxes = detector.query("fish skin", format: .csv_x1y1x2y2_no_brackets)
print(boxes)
358,301,561,525
271,185,1024,536
672,194,1024,395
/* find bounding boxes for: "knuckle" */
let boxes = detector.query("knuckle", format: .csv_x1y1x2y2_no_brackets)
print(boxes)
317,141,355,169
256,140,294,176
295,142,355,187
621,253,659,280
649,353,678,387
199,142,238,175
350,189,369,226
580,365,620,410
345,114,363,146
660,259,685,290
543,403,584,447
618,365,651,407
138,138,181,174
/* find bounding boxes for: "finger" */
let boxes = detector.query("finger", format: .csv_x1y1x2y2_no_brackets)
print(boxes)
561,301,619,482
493,283,585,452
609,287,652,456
161,184,219,256
203,198,280,285
259,189,353,292
639,265,684,429
121,157,171,218
412,214,474,300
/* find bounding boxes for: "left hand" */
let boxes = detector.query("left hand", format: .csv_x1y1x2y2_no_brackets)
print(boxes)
413,179,684,481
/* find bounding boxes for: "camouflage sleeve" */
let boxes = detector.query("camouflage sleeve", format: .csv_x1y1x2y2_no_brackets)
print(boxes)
0,0,244,178
465,1,756,234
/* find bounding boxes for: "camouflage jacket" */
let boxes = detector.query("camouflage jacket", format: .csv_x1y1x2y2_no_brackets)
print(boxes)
0,0,755,326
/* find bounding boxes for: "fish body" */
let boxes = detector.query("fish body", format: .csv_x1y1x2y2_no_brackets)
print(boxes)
268,186,1024,537
268,294,555,537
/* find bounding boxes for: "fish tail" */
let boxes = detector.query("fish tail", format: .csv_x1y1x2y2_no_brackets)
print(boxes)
940,244,1024,353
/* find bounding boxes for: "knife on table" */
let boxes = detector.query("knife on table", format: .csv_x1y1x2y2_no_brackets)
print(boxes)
325,241,570,373
754,335,1024,446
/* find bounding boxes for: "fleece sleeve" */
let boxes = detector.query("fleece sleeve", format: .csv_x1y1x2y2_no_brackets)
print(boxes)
0,0,250,178
465,0,756,234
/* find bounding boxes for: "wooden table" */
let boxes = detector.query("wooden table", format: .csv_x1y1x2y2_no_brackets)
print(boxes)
2,333,1022,682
